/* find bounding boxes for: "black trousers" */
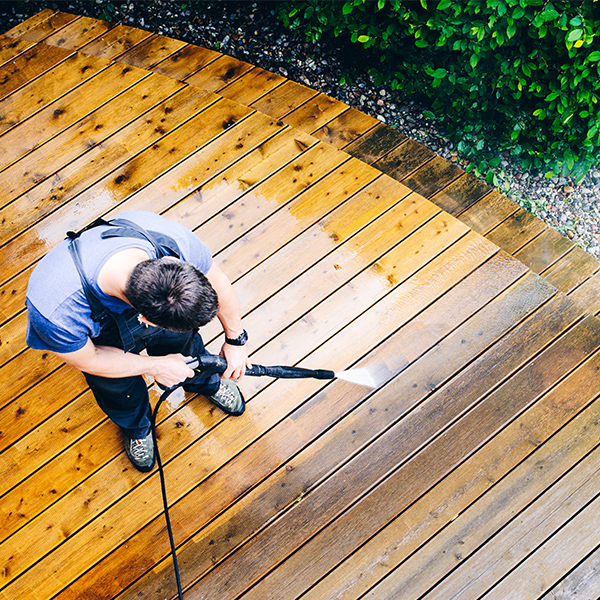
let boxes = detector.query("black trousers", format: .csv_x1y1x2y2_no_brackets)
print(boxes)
84,310,220,439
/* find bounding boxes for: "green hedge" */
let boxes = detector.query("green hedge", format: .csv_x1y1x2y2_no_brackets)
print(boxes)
278,0,600,182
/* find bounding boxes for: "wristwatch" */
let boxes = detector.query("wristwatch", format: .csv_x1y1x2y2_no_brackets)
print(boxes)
225,329,248,346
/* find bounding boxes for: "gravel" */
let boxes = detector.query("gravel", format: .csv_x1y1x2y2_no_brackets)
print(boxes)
2,0,599,260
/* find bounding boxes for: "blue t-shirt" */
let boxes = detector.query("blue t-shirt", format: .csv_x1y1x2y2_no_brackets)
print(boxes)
25,211,213,353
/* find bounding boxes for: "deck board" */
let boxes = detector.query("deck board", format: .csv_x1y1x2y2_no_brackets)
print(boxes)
2,11,600,600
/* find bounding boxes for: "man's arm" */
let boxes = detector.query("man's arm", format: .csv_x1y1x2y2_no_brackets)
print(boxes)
54,338,194,388
205,263,250,380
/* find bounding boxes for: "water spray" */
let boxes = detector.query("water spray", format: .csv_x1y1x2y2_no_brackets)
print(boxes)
153,353,378,599
187,354,377,387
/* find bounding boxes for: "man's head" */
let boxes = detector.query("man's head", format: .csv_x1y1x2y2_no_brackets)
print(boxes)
124,258,218,331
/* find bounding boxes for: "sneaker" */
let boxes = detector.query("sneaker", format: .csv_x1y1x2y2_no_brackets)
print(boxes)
125,430,156,472
208,379,245,416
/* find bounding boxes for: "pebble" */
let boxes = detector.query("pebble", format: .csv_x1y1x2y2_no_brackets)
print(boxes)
1,0,598,260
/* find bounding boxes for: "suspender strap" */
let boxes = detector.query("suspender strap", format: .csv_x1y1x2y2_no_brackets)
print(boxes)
100,220,180,258
67,237,137,352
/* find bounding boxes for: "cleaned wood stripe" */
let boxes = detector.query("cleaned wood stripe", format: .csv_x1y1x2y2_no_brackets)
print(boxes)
106,112,291,220
311,108,379,150
151,43,222,80
0,35,35,68
0,68,173,200
183,53,254,91
283,93,349,134
217,66,286,106
250,79,319,120
0,52,113,137
0,89,244,281
3,10,79,43
78,24,154,61
116,34,187,70
43,15,115,50
0,43,74,103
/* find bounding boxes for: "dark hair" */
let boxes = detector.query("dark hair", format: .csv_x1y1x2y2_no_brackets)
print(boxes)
124,258,219,331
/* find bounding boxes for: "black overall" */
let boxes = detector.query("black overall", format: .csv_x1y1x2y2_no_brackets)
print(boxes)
67,218,220,439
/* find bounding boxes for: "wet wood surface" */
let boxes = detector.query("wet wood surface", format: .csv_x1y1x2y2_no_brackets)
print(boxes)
2,11,600,600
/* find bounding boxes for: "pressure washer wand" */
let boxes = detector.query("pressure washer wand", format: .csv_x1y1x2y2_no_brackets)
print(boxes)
188,355,336,380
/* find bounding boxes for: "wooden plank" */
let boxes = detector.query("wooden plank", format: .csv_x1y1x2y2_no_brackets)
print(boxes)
401,154,464,199
0,72,181,201
544,246,600,293
116,34,187,70
0,268,33,325
480,486,600,600
184,53,255,91
0,85,224,259
344,122,406,165
311,108,379,150
0,312,28,367
0,43,73,103
568,271,600,316
486,207,548,255
3,10,79,43
0,347,63,411
0,35,35,68
373,137,435,180
151,43,222,80
78,24,154,61
283,93,348,134
250,79,319,120
347,351,600,600
217,66,286,105
237,291,585,600
0,51,112,136
43,15,115,50
53,232,514,600
429,171,492,216
514,226,574,275
458,190,520,235
538,546,600,600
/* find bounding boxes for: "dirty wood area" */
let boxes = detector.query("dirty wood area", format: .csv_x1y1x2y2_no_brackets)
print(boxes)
2,11,600,600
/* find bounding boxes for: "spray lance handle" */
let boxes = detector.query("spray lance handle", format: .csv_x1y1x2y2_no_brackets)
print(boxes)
186,355,336,380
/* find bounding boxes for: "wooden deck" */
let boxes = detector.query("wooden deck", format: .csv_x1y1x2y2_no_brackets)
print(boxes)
2,10,600,600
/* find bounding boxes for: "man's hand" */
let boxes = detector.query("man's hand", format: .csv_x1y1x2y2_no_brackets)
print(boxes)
55,340,194,387
220,342,251,380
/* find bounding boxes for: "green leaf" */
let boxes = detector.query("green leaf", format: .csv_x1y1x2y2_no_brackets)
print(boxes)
357,35,370,43
540,8,560,22
589,51,600,61
567,29,583,42
343,2,353,15
438,0,451,8
432,68,448,78
470,54,479,68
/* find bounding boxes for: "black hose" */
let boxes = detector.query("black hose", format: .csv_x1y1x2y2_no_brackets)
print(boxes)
188,354,336,380
151,384,184,600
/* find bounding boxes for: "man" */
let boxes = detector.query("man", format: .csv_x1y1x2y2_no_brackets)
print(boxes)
25,210,250,472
